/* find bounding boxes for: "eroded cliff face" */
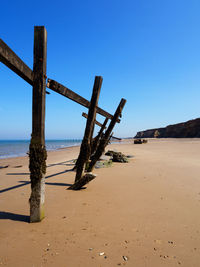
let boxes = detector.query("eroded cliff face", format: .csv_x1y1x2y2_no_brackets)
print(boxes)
135,118,200,138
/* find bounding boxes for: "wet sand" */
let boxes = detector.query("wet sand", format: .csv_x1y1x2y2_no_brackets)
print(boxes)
0,139,200,266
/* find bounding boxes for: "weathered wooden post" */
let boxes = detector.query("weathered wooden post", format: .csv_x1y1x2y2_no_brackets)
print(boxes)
29,26,47,222
81,113,108,156
87,98,126,172
91,117,108,155
68,76,102,190
75,76,102,180
73,111,107,171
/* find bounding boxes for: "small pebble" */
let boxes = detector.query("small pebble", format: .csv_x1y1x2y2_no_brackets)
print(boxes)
122,256,128,261
99,252,105,256
89,248,93,251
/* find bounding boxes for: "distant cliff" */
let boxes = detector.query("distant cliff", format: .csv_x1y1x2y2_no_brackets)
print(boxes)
134,118,200,138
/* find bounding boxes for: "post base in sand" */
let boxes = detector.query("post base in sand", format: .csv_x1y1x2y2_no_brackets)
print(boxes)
30,176,45,223
68,173,97,190
30,203,45,223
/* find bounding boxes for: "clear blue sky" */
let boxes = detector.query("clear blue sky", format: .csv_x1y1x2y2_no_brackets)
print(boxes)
0,0,200,139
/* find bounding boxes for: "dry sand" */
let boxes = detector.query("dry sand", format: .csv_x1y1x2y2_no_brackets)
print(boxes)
0,139,200,267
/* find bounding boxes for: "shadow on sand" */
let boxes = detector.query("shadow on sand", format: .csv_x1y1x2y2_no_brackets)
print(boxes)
0,211,29,222
1,169,74,194
0,160,77,223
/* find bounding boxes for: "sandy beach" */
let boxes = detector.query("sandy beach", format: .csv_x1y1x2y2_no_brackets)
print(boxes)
0,139,200,266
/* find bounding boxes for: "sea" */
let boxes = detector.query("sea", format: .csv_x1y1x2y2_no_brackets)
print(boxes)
0,139,82,159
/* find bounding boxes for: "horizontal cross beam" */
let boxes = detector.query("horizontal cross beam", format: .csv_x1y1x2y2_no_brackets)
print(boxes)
47,79,120,122
0,39,119,123
0,39,33,85
0,39,50,94
82,112,106,128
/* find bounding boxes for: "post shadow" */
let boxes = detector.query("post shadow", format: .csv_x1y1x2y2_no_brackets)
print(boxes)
0,211,29,223
1,169,74,194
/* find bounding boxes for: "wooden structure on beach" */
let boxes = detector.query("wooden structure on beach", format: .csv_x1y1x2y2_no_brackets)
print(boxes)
0,26,127,222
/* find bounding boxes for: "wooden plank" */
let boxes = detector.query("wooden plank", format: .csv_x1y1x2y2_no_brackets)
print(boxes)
91,117,108,155
0,39,33,85
111,136,122,141
47,79,120,122
29,26,47,223
82,112,105,128
88,98,126,172
74,76,102,184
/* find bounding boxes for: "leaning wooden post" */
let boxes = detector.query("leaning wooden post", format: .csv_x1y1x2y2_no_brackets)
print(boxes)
29,26,47,223
81,113,108,156
73,113,107,171
88,98,126,172
74,76,102,183
91,117,108,155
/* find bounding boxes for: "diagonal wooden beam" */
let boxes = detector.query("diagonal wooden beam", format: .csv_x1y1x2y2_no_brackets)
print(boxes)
91,117,108,155
0,39,50,95
111,136,122,141
82,112,107,128
88,98,126,172
47,79,120,122
0,39,33,85
0,39,119,122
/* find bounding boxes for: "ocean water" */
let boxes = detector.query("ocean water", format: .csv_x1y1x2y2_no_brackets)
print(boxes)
0,139,82,159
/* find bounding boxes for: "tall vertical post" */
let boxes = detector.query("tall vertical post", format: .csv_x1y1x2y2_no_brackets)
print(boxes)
74,76,102,183
87,98,126,172
29,26,47,222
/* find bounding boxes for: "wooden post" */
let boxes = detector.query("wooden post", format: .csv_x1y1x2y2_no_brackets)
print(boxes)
29,26,47,223
82,113,108,155
87,98,126,172
74,76,102,184
91,117,108,155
